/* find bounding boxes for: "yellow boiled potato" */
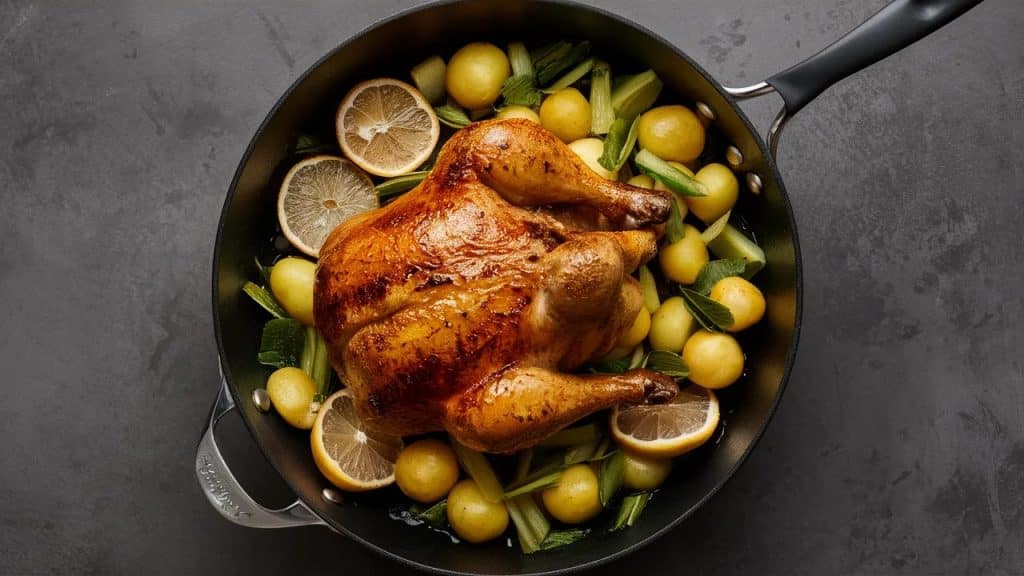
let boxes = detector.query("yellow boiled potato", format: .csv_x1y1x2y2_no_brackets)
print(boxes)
266,367,317,429
658,224,708,285
568,138,616,179
686,163,739,224
648,296,697,353
541,464,602,524
637,105,705,163
446,479,509,543
682,330,744,389
617,306,651,349
710,276,766,332
622,452,672,490
496,105,541,123
394,439,460,504
446,43,510,110
627,174,655,188
539,88,591,142
269,257,316,326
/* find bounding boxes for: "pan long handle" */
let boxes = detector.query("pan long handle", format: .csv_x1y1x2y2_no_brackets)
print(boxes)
195,373,326,529
725,0,984,158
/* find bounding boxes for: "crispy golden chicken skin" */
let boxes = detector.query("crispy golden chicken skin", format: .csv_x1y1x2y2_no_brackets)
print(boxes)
315,119,677,453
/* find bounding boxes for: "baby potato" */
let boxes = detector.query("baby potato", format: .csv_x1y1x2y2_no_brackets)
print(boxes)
539,88,591,142
617,305,651,349
446,479,509,543
710,276,766,332
622,452,672,490
541,464,602,524
394,439,460,504
269,257,316,326
446,42,510,110
658,224,708,285
568,138,616,179
266,367,317,429
686,163,739,224
648,296,697,353
627,174,655,188
682,330,744,389
496,105,541,124
637,105,705,163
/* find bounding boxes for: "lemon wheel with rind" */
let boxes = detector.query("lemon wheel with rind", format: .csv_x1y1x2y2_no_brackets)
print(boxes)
610,384,720,458
311,389,405,492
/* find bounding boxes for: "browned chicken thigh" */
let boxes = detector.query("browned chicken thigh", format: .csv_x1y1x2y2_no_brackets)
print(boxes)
315,119,678,453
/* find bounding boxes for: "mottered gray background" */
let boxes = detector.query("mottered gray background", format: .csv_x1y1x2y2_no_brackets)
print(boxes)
1,1,1022,574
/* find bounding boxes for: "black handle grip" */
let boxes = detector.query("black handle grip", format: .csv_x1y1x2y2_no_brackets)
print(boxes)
767,0,983,115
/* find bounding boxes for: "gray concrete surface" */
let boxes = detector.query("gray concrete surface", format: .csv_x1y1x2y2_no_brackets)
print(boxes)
1,0,1022,574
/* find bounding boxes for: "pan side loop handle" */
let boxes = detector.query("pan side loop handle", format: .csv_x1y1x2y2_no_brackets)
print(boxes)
766,0,983,116
195,375,326,529
724,0,982,159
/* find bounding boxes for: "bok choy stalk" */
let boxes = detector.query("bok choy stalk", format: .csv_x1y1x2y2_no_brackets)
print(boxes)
589,61,614,135
300,326,332,402
506,449,550,553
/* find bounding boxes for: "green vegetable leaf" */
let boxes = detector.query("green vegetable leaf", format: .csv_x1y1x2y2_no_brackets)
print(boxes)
564,439,601,466
294,134,335,156
665,196,687,244
599,450,625,507
587,355,631,374
645,350,689,379
610,70,662,122
410,499,448,529
376,171,429,203
501,74,542,108
539,423,602,448
534,41,591,86
638,264,660,313
507,42,534,76
435,105,471,129
540,528,590,551
257,318,305,368
543,58,594,92
243,281,286,318
600,115,641,173
255,258,273,286
503,470,563,499
610,492,652,531
679,287,734,332
700,210,731,244
692,259,747,295
635,148,707,197
627,345,646,370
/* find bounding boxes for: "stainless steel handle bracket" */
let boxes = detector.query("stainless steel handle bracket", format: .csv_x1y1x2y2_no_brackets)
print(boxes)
723,82,790,161
195,370,325,529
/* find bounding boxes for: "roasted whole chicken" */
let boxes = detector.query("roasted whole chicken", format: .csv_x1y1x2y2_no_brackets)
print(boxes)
315,119,679,453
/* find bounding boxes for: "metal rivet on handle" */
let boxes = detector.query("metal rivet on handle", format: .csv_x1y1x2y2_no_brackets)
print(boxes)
322,488,344,505
746,172,764,195
725,146,743,169
695,101,716,122
252,388,271,412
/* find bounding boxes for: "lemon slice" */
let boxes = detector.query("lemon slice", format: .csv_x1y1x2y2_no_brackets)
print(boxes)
311,389,404,492
336,78,440,177
277,155,377,258
610,384,720,458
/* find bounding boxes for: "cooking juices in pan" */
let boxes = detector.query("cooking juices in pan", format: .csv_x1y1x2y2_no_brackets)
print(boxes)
240,38,769,553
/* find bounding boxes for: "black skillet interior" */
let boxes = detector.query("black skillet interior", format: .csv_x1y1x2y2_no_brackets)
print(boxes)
212,1,800,574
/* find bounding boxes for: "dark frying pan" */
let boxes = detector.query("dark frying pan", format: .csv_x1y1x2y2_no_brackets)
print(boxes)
195,1,982,573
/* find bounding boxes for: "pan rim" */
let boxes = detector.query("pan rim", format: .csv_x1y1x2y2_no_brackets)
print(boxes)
209,0,803,574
